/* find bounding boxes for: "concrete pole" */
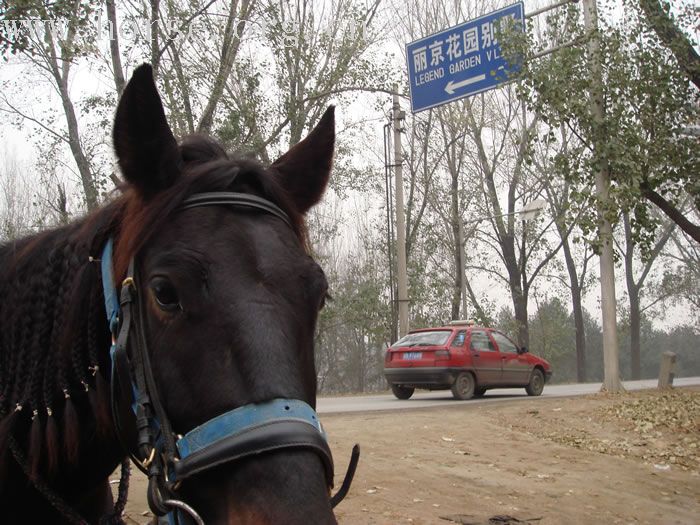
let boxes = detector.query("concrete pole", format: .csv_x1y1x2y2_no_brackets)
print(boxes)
458,220,468,319
582,0,623,392
393,91,410,338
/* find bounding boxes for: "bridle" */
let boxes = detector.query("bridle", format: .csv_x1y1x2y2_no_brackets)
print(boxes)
101,191,360,524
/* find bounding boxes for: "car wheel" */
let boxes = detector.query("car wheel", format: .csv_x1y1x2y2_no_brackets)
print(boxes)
391,384,414,400
451,372,475,400
525,368,545,396
473,387,486,398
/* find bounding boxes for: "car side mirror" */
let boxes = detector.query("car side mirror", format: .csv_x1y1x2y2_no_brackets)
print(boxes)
519,346,528,354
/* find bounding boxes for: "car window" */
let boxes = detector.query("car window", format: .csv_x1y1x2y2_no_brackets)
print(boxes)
451,330,466,347
491,331,518,354
469,330,495,351
392,330,451,347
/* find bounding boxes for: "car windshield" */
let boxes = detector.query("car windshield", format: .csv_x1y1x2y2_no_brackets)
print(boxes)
392,331,451,347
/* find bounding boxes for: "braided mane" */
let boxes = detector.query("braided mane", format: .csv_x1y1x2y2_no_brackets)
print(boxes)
0,135,305,483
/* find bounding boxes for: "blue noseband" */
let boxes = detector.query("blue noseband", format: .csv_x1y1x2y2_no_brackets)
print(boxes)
176,398,325,460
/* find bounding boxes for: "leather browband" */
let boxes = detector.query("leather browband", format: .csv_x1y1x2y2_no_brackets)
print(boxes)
181,192,293,228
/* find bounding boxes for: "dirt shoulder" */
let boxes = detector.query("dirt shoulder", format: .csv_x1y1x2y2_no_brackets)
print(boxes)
121,388,700,525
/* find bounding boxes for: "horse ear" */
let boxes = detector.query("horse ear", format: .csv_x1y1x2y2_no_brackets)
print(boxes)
113,63,181,198
270,106,335,213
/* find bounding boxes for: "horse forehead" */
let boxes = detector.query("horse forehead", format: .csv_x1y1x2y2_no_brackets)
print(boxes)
149,205,300,257
141,209,313,295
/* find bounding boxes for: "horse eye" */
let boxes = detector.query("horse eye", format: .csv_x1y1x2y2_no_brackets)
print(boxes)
150,277,180,312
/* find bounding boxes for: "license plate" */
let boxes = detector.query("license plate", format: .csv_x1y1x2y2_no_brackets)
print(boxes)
403,352,422,360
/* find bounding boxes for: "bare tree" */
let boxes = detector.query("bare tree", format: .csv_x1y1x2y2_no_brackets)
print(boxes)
0,146,68,240
617,208,679,379
1,2,102,209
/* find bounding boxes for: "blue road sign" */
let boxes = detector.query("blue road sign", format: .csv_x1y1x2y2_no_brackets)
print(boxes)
406,2,525,113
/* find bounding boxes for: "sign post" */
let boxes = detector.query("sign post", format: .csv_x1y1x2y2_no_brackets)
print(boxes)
406,2,525,113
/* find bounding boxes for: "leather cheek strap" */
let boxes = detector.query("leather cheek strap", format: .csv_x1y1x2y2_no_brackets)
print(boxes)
173,419,335,487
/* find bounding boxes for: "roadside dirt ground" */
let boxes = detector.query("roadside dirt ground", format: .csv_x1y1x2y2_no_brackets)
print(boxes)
119,387,700,525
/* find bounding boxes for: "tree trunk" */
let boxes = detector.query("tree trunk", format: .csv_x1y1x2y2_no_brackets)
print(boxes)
583,0,623,392
60,88,98,210
464,277,489,325
511,283,529,348
563,240,587,382
358,333,366,393
44,14,98,210
572,286,587,382
629,285,641,380
623,213,640,380
552,127,587,383
502,231,529,347
638,0,700,91
106,0,125,95
464,98,534,347
169,43,196,134
150,0,160,77
450,159,461,320
642,185,700,244
621,209,676,381
197,0,253,134
450,279,461,320
481,166,529,346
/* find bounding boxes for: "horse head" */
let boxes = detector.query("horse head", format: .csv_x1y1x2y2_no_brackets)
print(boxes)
108,64,347,524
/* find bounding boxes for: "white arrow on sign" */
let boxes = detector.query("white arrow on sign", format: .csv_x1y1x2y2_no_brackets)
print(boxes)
444,74,486,95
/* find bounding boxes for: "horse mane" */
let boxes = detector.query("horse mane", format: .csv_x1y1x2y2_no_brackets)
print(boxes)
0,134,306,482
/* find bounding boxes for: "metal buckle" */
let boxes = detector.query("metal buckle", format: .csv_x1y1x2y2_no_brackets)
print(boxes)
142,448,156,469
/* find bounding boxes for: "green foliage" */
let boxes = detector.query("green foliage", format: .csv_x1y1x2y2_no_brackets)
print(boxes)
495,306,518,340
507,0,700,255
499,301,604,383
1,0,100,59
529,296,575,363
618,315,700,379
315,245,392,393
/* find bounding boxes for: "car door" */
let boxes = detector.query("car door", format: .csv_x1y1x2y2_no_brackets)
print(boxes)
467,330,501,385
491,330,531,385
449,329,467,365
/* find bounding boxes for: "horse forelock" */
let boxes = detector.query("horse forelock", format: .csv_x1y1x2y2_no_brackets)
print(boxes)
112,135,308,283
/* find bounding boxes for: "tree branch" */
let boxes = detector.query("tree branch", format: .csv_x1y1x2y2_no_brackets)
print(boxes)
641,184,700,243
638,0,700,90
0,97,68,144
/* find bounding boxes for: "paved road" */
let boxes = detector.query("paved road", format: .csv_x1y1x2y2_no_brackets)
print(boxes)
317,376,700,414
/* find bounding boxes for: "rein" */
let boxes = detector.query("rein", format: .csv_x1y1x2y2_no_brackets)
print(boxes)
102,192,359,524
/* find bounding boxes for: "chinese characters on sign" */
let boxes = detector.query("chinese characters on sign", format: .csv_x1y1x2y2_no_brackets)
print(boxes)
406,2,525,112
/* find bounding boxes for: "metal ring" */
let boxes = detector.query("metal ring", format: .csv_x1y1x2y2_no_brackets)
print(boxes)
142,448,156,468
162,499,204,525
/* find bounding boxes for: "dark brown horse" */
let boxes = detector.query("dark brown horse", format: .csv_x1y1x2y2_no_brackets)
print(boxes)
0,64,355,524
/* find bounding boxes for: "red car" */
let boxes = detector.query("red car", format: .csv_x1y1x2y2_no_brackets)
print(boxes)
383,321,553,400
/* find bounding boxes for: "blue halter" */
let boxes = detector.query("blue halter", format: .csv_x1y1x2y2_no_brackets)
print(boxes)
99,192,358,524
101,240,325,457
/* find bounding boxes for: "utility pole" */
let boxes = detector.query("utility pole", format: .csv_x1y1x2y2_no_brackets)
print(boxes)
582,0,623,392
458,220,468,319
392,90,409,338
383,122,398,343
